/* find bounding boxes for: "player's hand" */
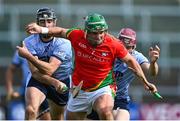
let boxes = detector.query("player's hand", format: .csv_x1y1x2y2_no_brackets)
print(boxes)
16,41,31,58
26,23,42,34
56,82,68,94
149,45,160,63
144,82,157,93
6,91,20,101
11,91,21,99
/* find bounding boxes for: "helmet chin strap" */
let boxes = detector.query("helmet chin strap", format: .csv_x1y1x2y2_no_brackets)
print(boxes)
40,33,51,39
39,34,53,41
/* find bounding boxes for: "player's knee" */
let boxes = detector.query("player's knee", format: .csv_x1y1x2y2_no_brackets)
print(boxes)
101,110,112,117
97,107,113,119
25,105,37,117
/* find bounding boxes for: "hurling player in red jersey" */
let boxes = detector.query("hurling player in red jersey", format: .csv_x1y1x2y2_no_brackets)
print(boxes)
26,13,158,120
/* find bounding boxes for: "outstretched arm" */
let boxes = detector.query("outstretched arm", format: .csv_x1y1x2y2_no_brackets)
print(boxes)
122,53,157,93
148,45,160,76
5,64,21,100
26,23,68,38
141,45,160,77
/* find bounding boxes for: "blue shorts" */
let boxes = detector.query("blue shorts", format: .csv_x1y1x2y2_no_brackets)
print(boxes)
114,98,130,111
86,98,130,120
39,99,49,112
27,77,70,106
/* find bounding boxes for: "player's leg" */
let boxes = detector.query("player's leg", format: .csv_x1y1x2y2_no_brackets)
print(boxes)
113,109,130,120
25,77,46,120
66,110,87,120
113,98,130,120
46,77,71,120
37,99,51,120
65,89,92,120
25,87,46,120
92,86,114,120
86,109,100,120
48,99,66,120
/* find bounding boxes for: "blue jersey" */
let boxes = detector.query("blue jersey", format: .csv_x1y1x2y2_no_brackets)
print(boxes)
24,34,73,81
12,50,31,95
113,50,149,101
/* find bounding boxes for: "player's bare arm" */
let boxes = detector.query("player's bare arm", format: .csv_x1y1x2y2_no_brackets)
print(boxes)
17,43,67,93
122,53,157,93
149,45,160,76
26,58,67,93
26,23,68,38
17,42,61,76
140,45,160,76
5,64,21,101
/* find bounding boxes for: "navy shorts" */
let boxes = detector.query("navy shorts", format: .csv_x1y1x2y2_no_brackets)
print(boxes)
27,77,70,106
114,98,130,111
39,99,49,112
86,98,130,120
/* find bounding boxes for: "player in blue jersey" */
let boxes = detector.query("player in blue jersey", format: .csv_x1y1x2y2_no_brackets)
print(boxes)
16,7,73,120
87,28,160,120
5,50,51,120
113,28,160,120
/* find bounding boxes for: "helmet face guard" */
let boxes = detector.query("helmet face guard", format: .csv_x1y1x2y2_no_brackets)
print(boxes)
36,7,57,39
84,13,108,33
36,7,57,24
118,28,137,47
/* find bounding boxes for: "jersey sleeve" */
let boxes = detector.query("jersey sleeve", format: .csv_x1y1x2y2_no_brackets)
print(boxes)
66,28,82,44
24,38,37,56
12,50,22,66
115,40,128,59
135,52,149,65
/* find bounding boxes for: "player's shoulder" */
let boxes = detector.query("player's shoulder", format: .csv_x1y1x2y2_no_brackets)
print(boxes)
106,33,120,42
24,34,38,43
105,34,124,47
67,27,82,34
54,37,71,46
66,27,84,37
132,50,146,58
133,50,144,56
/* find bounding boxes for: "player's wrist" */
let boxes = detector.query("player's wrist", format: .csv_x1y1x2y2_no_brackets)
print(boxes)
62,85,68,92
41,27,49,34
150,60,156,64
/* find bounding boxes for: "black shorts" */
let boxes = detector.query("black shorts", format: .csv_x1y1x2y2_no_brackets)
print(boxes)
27,77,70,106
86,98,130,120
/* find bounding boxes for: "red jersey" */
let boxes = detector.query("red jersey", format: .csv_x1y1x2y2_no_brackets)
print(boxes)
66,28,128,91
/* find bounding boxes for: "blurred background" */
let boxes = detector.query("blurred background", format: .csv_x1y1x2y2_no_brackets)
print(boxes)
0,0,180,120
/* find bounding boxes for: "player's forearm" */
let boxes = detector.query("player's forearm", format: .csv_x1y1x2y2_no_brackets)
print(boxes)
128,59,150,86
26,54,55,75
5,67,14,93
32,69,59,87
149,62,158,76
6,80,13,93
42,26,67,38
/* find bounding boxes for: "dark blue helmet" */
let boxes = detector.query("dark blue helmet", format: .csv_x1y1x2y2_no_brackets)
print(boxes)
36,7,57,22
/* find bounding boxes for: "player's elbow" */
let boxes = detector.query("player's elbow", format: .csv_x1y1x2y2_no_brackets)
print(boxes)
42,67,56,76
44,70,54,76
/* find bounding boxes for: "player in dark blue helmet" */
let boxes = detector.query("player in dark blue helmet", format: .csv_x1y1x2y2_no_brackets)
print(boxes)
17,7,73,120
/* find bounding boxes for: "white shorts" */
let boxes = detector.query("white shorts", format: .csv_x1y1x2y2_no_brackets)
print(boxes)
67,85,113,114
